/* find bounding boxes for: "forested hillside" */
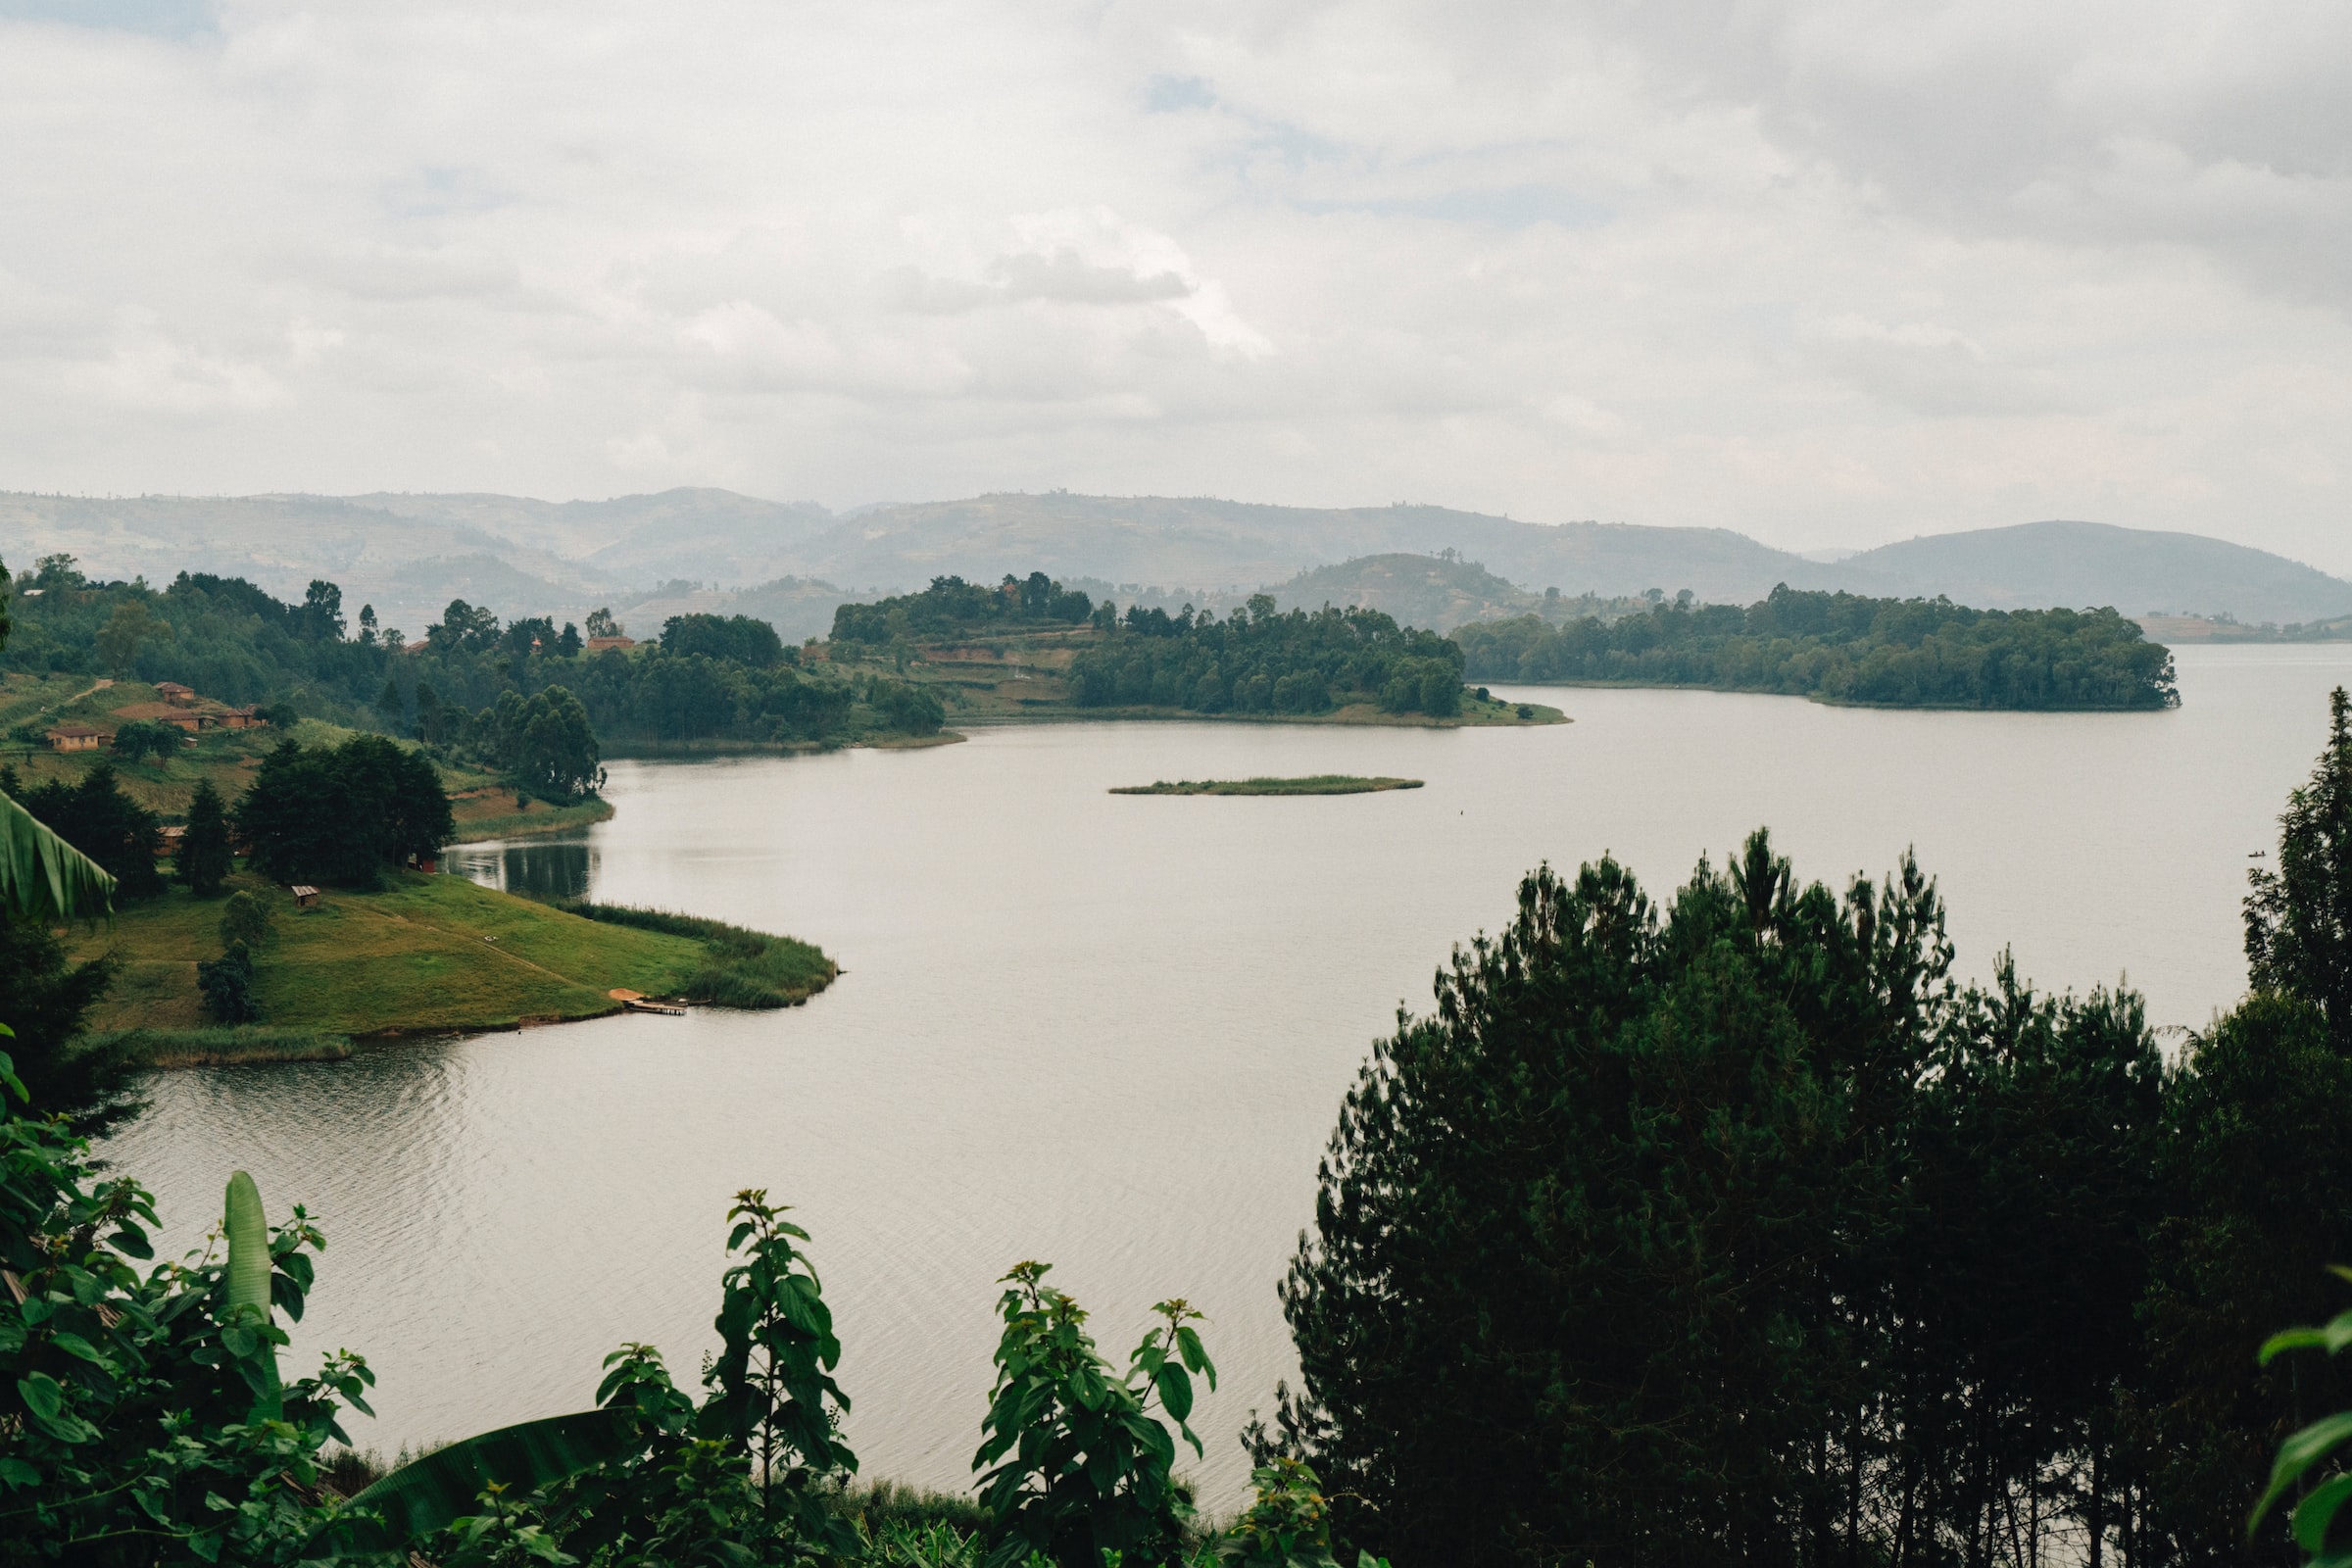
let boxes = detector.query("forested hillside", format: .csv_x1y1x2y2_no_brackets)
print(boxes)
1068,595,1470,717
1456,585,2180,709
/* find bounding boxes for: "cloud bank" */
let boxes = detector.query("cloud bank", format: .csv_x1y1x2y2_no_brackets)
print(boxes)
1,0,2348,566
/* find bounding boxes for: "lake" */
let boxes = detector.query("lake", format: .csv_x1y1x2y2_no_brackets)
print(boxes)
101,643,2352,1509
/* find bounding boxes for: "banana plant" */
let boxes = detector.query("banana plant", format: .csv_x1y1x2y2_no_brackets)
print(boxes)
0,788,114,922
221,1169,283,1421
319,1406,642,1553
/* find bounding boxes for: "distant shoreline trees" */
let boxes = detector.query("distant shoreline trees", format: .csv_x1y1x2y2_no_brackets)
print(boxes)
1455,584,2180,710
1070,595,1466,718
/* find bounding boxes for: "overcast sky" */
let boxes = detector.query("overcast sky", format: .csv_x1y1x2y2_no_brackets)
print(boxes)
2,0,2348,567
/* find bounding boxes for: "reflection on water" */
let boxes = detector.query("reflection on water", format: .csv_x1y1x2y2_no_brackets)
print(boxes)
101,646,2352,1509
441,836,598,900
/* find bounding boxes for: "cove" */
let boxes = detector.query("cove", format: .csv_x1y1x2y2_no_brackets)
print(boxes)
100,643,2352,1510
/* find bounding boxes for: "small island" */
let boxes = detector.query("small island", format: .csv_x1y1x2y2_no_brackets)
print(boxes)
1110,775,1425,796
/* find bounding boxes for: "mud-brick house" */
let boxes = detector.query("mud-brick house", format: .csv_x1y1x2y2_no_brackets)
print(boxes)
46,724,104,752
154,681,196,704
216,706,266,730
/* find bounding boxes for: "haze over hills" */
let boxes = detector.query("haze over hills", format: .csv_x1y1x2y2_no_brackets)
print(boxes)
3,488,2348,635
1830,520,2352,626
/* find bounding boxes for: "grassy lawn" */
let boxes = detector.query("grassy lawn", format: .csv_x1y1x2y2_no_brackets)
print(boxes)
70,872,727,1037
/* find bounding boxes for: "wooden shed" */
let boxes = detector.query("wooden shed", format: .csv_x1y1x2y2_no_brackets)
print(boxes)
289,885,321,909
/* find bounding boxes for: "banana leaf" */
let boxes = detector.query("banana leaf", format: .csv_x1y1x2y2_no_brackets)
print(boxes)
316,1407,642,1554
0,788,114,922
222,1170,281,1419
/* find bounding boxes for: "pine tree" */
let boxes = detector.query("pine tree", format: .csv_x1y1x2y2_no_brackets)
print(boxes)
178,778,233,896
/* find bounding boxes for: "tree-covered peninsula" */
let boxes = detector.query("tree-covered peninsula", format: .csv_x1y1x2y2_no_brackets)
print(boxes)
1454,584,2180,709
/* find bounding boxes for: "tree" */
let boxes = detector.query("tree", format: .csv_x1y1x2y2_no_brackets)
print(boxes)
234,736,453,886
556,620,583,658
109,717,182,765
32,551,83,589
586,607,621,639
357,602,378,646
298,578,345,641
1271,832,2164,1566
178,779,233,896
428,598,501,654
662,612,786,667
2246,686,2352,1035
512,685,602,802
2133,687,2352,1562
93,597,168,678
0,911,126,1128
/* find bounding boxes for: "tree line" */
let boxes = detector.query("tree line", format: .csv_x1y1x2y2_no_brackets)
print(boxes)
2,556,398,716
1454,584,2180,709
392,604,945,750
1069,595,1468,718
831,571,1098,644
1258,690,2352,1566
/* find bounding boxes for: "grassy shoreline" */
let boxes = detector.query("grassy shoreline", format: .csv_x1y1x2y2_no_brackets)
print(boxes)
1482,675,2173,712
1111,775,1426,796
87,1026,355,1068
70,871,836,1049
955,695,1567,728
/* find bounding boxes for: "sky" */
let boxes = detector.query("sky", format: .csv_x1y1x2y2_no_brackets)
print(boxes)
1,0,2349,568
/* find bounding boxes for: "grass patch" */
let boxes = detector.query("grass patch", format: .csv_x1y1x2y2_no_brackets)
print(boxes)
85,1026,353,1068
1111,774,1425,796
448,793,615,843
66,872,832,1037
561,904,836,1008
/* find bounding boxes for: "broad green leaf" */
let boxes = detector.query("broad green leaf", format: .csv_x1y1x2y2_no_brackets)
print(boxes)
2295,1472,2352,1552
18,1371,63,1420
222,1169,281,1420
1154,1363,1193,1423
318,1406,640,1553
0,789,114,923
2253,1411,2352,1528
2262,1311,2352,1364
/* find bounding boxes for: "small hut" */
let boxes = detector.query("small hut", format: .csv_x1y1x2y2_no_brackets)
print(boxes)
289,885,321,909
154,681,196,704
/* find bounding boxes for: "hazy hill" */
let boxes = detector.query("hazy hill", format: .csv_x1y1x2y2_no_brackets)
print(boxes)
5,487,2348,635
786,492,1827,604
351,488,835,584
1829,520,2352,624
1273,553,1545,631
0,491,616,638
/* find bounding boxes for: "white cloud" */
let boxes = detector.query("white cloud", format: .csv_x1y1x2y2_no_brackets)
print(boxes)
0,0,2348,569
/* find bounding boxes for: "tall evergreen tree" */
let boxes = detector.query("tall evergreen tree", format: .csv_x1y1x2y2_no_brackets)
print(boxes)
178,778,233,896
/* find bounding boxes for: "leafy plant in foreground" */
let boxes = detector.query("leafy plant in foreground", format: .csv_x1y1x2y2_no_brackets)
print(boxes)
2251,1271,2352,1562
973,1261,1216,1568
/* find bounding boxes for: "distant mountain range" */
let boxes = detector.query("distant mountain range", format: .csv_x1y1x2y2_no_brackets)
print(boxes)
3,488,2348,636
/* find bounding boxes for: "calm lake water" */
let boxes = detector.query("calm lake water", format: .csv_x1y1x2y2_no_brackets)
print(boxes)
101,644,2352,1508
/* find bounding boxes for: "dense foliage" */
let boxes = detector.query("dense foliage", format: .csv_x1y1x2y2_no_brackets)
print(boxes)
661,612,792,667
1266,690,2352,1566
399,598,945,750
2,558,398,716
1453,584,2180,709
233,735,455,887
1069,596,1466,718
7,760,166,900
832,573,1095,644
